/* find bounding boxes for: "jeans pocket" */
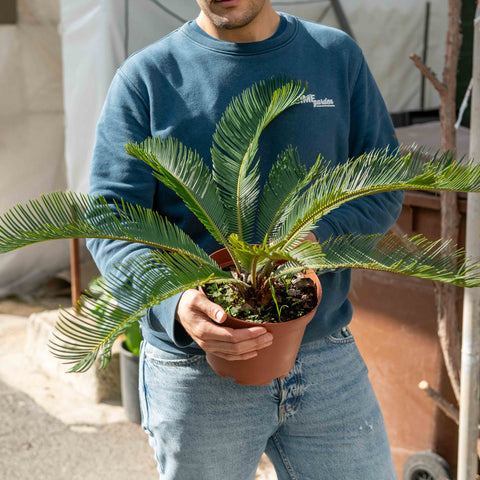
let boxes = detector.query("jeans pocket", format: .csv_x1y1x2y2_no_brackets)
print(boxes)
144,343,204,367
325,326,355,345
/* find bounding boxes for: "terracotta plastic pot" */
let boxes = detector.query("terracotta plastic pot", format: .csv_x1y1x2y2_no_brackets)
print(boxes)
205,248,322,386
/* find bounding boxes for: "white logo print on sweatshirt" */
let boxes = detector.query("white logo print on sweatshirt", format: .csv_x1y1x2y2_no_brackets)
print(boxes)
300,94,335,108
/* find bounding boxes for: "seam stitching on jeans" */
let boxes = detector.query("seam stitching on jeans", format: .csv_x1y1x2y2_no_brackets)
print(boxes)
283,360,303,420
270,378,281,403
271,433,299,480
139,342,152,435
325,328,355,345
325,335,355,345
277,378,287,424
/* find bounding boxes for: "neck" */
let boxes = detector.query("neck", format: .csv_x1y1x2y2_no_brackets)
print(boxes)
197,5,280,43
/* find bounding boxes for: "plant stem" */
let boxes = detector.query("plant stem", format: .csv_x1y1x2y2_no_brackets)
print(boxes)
259,259,276,281
250,256,258,291
268,277,283,322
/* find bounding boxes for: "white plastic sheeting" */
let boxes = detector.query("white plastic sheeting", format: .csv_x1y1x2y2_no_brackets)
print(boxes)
61,0,448,193
276,0,447,115
0,0,70,297
60,0,202,193
0,0,449,296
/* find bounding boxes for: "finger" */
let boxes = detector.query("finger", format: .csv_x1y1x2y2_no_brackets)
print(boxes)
210,351,259,361
193,320,269,343
198,331,273,355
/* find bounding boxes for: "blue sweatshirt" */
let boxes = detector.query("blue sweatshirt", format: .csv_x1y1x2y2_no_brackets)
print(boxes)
87,13,404,354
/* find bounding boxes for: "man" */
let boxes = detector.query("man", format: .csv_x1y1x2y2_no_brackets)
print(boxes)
87,1,403,478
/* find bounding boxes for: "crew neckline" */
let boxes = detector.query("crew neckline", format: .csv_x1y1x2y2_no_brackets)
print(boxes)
180,13,297,55
191,14,287,42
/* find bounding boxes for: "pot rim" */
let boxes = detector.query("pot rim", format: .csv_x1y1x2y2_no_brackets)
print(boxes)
206,248,322,327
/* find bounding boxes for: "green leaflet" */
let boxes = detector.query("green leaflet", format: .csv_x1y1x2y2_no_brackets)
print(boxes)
276,234,480,288
0,191,215,269
126,138,229,246
257,147,327,244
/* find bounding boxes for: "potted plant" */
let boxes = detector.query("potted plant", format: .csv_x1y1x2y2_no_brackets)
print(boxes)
1,78,480,385
118,321,142,423
88,276,142,422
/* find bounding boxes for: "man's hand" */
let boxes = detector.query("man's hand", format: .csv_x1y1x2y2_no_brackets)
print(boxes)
176,289,273,361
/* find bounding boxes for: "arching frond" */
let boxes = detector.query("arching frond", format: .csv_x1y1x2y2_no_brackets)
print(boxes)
275,149,480,249
0,192,216,268
211,78,306,242
257,147,328,244
275,233,480,288
49,250,240,372
126,138,229,247
49,292,136,373
277,240,326,270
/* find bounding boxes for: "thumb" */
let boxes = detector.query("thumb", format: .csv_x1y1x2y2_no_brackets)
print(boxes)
197,291,227,324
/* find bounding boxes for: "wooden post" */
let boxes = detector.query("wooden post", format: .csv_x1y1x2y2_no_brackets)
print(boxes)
421,2,431,110
409,0,463,404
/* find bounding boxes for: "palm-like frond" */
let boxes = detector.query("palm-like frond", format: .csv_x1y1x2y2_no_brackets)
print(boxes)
211,78,306,242
126,137,229,248
276,233,480,287
257,147,327,244
49,250,239,372
0,191,216,268
49,291,135,373
275,149,480,249
4,78,480,375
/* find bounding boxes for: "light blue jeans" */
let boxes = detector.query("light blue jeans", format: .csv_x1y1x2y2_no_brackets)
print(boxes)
138,328,398,480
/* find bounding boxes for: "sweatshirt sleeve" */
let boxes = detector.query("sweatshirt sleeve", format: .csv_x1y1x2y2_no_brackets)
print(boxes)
313,54,404,248
86,69,192,348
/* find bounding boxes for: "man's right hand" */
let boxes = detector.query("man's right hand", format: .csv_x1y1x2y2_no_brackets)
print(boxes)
175,289,273,361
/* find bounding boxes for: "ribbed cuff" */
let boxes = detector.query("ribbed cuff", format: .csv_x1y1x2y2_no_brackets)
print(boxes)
147,292,194,347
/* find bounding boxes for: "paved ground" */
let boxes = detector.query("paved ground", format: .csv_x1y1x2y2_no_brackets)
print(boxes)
0,298,276,480
0,379,158,480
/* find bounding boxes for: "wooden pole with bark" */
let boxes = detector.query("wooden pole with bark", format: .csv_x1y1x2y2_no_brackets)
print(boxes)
409,0,463,404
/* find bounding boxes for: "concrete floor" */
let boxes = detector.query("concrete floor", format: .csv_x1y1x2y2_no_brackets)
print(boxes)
0,298,276,480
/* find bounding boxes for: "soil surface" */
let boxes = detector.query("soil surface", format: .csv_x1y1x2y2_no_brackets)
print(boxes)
205,272,317,323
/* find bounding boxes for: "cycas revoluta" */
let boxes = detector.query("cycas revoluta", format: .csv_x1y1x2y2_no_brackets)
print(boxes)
1,78,480,372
